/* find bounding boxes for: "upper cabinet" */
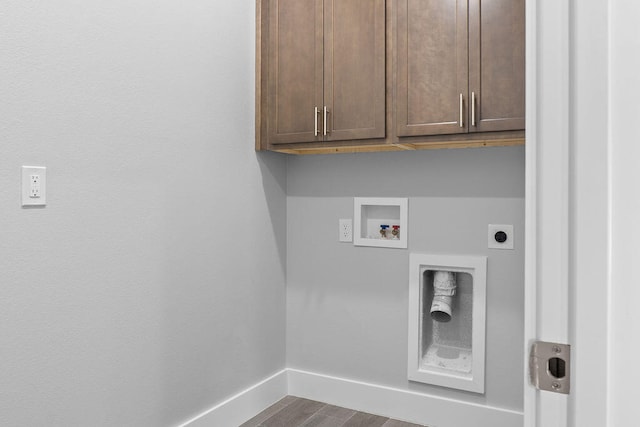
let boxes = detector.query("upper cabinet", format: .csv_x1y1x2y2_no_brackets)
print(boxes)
265,0,386,145
468,0,525,132
256,0,525,154
396,0,469,136
266,0,323,144
396,0,525,137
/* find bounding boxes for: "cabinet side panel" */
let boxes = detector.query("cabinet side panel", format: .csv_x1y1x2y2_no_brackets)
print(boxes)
469,0,525,132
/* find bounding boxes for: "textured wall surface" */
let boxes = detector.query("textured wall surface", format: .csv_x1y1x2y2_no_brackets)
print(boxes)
286,147,525,411
0,1,286,426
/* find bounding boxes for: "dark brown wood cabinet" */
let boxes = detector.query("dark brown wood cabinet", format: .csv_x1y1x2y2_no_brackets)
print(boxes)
396,0,469,137
396,0,525,137
468,0,525,132
256,0,525,154
265,0,386,145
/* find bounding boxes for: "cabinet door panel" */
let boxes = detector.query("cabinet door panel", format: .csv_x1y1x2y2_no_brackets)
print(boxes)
396,0,468,136
268,0,323,144
469,0,525,132
324,0,386,141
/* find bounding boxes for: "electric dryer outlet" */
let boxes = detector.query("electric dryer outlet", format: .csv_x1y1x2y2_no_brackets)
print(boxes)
488,224,514,250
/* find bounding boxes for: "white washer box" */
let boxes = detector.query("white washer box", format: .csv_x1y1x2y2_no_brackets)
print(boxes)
353,197,408,249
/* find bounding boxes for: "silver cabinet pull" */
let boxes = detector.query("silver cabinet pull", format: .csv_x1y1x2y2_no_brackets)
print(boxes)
314,107,319,137
323,106,328,136
459,94,464,127
471,92,476,127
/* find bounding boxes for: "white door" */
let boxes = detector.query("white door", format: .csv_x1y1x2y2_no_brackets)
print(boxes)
525,0,609,426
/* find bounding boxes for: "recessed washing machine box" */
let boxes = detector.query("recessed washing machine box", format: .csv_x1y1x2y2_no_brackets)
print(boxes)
408,253,487,393
353,197,408,249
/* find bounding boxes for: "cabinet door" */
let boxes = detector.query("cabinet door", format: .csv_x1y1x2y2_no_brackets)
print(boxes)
468,0,525,132
267,0,324,144
323,0,386,141
396,0,468,137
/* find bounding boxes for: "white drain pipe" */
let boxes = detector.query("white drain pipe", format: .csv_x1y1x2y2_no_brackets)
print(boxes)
430,271,457,322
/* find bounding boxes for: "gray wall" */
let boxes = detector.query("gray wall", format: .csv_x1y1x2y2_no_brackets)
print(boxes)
0,1,286,426
1,0,526,422
286,146,525,411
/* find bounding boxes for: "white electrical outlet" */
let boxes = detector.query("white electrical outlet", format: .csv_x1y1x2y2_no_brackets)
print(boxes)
339,219,353,242
488,224,514,250
22,166,47,206
30,174,41,198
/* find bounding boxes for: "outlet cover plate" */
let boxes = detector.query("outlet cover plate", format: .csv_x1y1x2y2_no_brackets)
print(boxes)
339,218,353,242
488,224,514,250
22,166,46,206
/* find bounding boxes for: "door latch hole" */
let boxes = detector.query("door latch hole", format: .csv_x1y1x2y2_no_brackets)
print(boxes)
548,357,566,379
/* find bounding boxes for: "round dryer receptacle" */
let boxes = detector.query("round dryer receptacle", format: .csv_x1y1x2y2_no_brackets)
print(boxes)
494,231,508,243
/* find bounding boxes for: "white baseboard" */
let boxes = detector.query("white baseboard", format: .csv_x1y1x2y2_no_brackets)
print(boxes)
178,368,522,427
287,369,523,427
178,369,287,427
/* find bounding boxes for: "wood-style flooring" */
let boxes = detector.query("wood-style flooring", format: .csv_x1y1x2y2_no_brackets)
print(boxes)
239,396,427,427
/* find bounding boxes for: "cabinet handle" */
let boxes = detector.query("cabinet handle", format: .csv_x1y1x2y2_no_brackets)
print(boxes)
471,92,476,127
459,94,464,128
314,107,319,137
324,106,328,136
